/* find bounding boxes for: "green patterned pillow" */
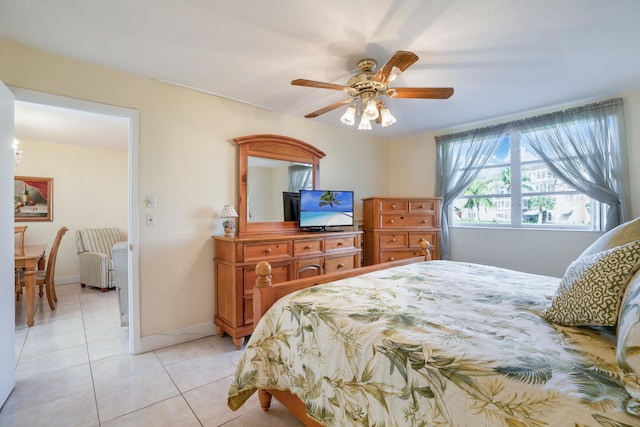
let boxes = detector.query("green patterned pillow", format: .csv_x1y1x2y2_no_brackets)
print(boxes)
542,240,640,326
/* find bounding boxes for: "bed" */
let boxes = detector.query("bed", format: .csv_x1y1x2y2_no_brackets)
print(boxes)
228,219,640,426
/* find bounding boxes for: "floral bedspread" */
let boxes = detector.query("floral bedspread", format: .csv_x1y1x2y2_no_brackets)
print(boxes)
228,261,639,426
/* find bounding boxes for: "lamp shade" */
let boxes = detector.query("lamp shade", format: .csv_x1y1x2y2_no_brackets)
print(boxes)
380,107,397,127
221,204,238,218
363,99,379,120
358,116,372,130
340,105,356,126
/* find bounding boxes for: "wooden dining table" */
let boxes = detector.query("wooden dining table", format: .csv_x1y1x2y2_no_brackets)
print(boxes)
15,244,47,327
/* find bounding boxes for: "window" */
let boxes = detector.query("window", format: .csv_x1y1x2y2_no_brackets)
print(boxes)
452,132,601,229
437,98,627,259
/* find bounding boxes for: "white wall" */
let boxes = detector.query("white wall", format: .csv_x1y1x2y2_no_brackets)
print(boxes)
12,139,128,283
388,90,640,277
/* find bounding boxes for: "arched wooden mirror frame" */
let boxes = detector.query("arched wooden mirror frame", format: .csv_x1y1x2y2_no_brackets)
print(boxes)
235,134,325,236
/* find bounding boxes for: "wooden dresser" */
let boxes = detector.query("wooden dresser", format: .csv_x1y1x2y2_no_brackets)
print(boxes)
363,197,441,265
212,231,362,348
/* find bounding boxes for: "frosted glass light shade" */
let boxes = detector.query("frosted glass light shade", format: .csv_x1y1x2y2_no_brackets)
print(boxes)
380,107,397,127
340,106,356,126
363,99,379,120
388,66,402,82
358,116,372,130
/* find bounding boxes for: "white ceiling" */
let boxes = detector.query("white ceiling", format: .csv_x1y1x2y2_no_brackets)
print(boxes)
3,0,640,144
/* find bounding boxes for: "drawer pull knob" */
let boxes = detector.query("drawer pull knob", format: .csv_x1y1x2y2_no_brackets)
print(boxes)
265,248,272,254
421,204,426,208
391,238,397,242
391,203,397,208
304,245,311,250
389,219,395,224
337,263,345,268
422,219,428,223
337,242,343,246
389,257,395,261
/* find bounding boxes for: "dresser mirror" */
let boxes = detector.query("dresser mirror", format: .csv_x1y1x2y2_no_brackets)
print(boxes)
235,134,325,236
247,157,312,223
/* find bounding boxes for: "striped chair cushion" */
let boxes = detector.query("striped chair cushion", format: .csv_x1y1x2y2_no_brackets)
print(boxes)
76,227,123,258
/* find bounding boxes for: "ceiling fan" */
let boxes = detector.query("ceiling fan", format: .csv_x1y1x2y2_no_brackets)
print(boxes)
291,50,454,129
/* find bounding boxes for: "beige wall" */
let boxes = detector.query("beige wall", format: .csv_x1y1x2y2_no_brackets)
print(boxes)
388,90,640,277
0,39,390,340
13,139,128,281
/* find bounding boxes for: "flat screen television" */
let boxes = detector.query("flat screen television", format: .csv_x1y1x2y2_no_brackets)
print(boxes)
282,191,300,222
299,190,354,230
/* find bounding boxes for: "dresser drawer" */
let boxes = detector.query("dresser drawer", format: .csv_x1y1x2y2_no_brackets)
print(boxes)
380,214,437,228
244,241,292,261
325,235,357,252
408,232,438,249
295,257,324,278
379,232,408,249
409,199,438,212
380,199,408,213
243,262,290,294
325,254,357,273
244,262,289,325
294,239,323,256
379,250,424,263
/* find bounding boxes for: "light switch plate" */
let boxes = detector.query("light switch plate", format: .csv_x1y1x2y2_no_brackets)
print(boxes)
146,193,156,208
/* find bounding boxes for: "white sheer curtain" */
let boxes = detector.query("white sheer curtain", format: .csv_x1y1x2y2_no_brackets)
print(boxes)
436,128,505,259
288,165,312,191
519,98,629,230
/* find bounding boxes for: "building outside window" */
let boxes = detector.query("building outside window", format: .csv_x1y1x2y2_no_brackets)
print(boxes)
452,133,600,229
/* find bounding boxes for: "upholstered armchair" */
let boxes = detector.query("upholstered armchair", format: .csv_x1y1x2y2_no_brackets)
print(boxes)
76,227,125,292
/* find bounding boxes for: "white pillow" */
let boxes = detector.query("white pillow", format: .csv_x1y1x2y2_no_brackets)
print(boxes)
579,217,640,258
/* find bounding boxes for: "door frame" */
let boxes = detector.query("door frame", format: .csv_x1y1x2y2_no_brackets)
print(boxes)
1,81,16,407
10,87,142,354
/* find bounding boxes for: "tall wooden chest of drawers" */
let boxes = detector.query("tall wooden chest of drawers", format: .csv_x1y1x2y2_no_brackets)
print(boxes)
363,197,441,265
212,231,362,348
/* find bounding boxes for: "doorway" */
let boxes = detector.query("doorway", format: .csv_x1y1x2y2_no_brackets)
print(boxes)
10,87,141,353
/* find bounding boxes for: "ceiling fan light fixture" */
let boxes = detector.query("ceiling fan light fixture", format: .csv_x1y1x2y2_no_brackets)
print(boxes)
380,107,397,127
363,99,379,120
358,115,372,130
292,50,453,131
340,105,356,126
388,66,402,82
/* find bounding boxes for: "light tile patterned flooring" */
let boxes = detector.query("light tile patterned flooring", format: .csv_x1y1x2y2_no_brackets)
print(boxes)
1,284,303,427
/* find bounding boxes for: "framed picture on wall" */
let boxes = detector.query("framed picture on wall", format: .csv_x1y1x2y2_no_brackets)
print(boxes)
14,176,53,222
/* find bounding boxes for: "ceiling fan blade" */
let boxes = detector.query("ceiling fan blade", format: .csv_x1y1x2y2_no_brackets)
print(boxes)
304,99,354,118
372,51,419,83
387,87,454,99
291,79,348,92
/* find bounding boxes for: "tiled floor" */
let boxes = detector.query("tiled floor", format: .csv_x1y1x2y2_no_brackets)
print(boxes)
1,284,303,427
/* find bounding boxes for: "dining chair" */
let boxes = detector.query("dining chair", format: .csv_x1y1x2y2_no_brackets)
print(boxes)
17,226,69,310
14,225,27,248
14,225,28,297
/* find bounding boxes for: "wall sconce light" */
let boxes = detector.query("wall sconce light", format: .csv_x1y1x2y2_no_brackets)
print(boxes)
13,138,23,166
221,204,239,237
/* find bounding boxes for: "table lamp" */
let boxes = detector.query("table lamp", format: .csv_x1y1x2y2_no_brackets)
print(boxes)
221,204,239,237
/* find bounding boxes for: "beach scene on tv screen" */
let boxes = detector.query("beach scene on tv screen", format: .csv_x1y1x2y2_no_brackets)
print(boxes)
300,191,354,226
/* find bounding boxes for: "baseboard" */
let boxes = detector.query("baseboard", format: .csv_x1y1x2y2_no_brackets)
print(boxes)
139,322,217,353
